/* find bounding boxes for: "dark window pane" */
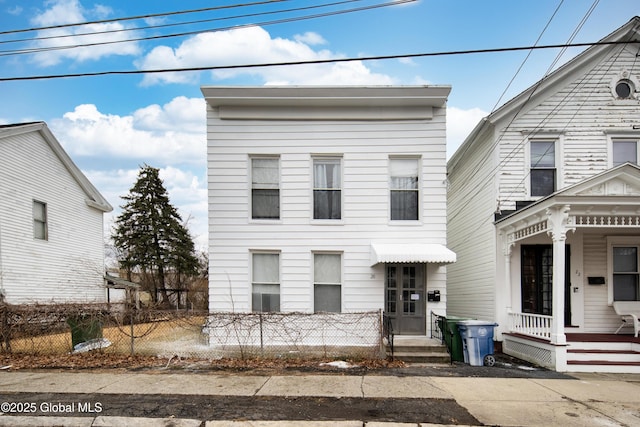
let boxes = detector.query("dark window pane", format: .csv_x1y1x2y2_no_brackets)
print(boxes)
252,293,280,312
391,190,418,220
314,284,341,313
252,189,279,219
613,247,637,272
613,274,638,301
313,190,341,219
530,169,555,197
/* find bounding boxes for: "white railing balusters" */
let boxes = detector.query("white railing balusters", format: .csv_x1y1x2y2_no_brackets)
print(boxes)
508,311,552,340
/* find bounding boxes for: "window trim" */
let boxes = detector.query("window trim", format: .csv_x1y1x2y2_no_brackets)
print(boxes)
607,236,640,304
526,138,562,198
250,250,281,312
33,199,48,241
249,155,281,222
311,155,343,222
312,251,343,313
388,156,421,223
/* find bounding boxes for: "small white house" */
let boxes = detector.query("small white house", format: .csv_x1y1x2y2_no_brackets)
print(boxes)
202,86,455,345
0,122,113,304
447,17,640,372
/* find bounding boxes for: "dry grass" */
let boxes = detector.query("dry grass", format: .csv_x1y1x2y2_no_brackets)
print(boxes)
7,316,208,356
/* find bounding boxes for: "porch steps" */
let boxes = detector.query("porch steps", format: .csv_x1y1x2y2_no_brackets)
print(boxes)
566,339,640,373
386,336,449,364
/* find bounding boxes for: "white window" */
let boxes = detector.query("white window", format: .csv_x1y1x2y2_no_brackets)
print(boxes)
313,157,341,220
612,246,639,301
251,252,280,312
530,140,556,197
612,139,639,167
33,200,47,240
389,158,419,221
313,253,341,313
251,157,279,220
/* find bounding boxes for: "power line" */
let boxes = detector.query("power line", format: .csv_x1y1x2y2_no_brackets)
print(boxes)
0,40,629,82
0,0,363,47
447,0,602,226
0,0,287,36
0,0,414,57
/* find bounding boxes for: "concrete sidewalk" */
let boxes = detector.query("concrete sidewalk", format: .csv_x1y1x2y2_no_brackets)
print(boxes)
0,370,639,426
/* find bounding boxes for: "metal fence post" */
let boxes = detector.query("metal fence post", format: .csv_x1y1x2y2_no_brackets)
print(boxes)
130,308,134,355
259,312,264,354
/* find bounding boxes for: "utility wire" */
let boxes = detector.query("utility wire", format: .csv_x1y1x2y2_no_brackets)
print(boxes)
0,0,288,36
0,40,631,82
0,0,363,46
0,0,415,57
447,0,601,226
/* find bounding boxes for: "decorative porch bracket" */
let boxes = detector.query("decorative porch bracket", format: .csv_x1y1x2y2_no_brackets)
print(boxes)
546,205,575,345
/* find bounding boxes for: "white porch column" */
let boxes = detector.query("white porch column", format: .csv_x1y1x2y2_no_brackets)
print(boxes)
546,205,575,345
496,232,514,338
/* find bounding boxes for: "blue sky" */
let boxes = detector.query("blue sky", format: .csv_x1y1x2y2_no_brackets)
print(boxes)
1,0,639,249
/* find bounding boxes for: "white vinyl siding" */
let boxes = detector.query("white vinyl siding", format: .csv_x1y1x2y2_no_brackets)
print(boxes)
0,128,107,303
206,91,449,320
447,130,498,321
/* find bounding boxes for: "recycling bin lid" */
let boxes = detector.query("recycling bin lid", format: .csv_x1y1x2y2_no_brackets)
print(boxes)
457,319,498,326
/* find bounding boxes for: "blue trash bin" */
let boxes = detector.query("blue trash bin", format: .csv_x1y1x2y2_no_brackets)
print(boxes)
457,320,498,366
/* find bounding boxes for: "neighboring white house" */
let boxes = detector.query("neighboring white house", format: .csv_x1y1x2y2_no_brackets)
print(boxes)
202,86,455,344
0,122,113,304
447,16,640,372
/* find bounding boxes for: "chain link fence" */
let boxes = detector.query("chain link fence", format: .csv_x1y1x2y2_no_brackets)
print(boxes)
0,303,384,361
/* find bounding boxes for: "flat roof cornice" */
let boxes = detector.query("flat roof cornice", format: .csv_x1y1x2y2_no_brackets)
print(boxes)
200,85,451,108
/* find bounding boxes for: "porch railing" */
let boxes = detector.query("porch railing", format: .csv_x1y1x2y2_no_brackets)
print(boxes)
508,311,552,340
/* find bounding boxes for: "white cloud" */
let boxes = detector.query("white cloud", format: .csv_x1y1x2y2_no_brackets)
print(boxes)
28,0,140,67
137,26,396,86
446,106,488,159
51,97,206,164
294,32,326,45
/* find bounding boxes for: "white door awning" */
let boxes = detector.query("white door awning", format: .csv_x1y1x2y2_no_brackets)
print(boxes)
370,243,457,266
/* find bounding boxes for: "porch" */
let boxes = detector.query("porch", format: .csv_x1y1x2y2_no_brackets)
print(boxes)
495,164,640,372
504,311,640,373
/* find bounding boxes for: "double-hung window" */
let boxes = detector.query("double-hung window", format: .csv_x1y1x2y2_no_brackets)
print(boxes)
390,158,419,221
313,253,341,313
530,140,556,197
251,157,279,220
313,157,341,220
251,252,280,312
612,139,639,166
613,246,639,301
33,200,48,240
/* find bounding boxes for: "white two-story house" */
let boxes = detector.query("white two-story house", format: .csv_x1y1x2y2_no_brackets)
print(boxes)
447,17,640,372
0,122,113,304
202,86,455,347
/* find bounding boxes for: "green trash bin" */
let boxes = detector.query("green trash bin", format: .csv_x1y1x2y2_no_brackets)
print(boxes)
442,316,467,362
67,315,103,348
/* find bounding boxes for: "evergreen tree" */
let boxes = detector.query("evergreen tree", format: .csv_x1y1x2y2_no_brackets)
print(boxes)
112,165,199,305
